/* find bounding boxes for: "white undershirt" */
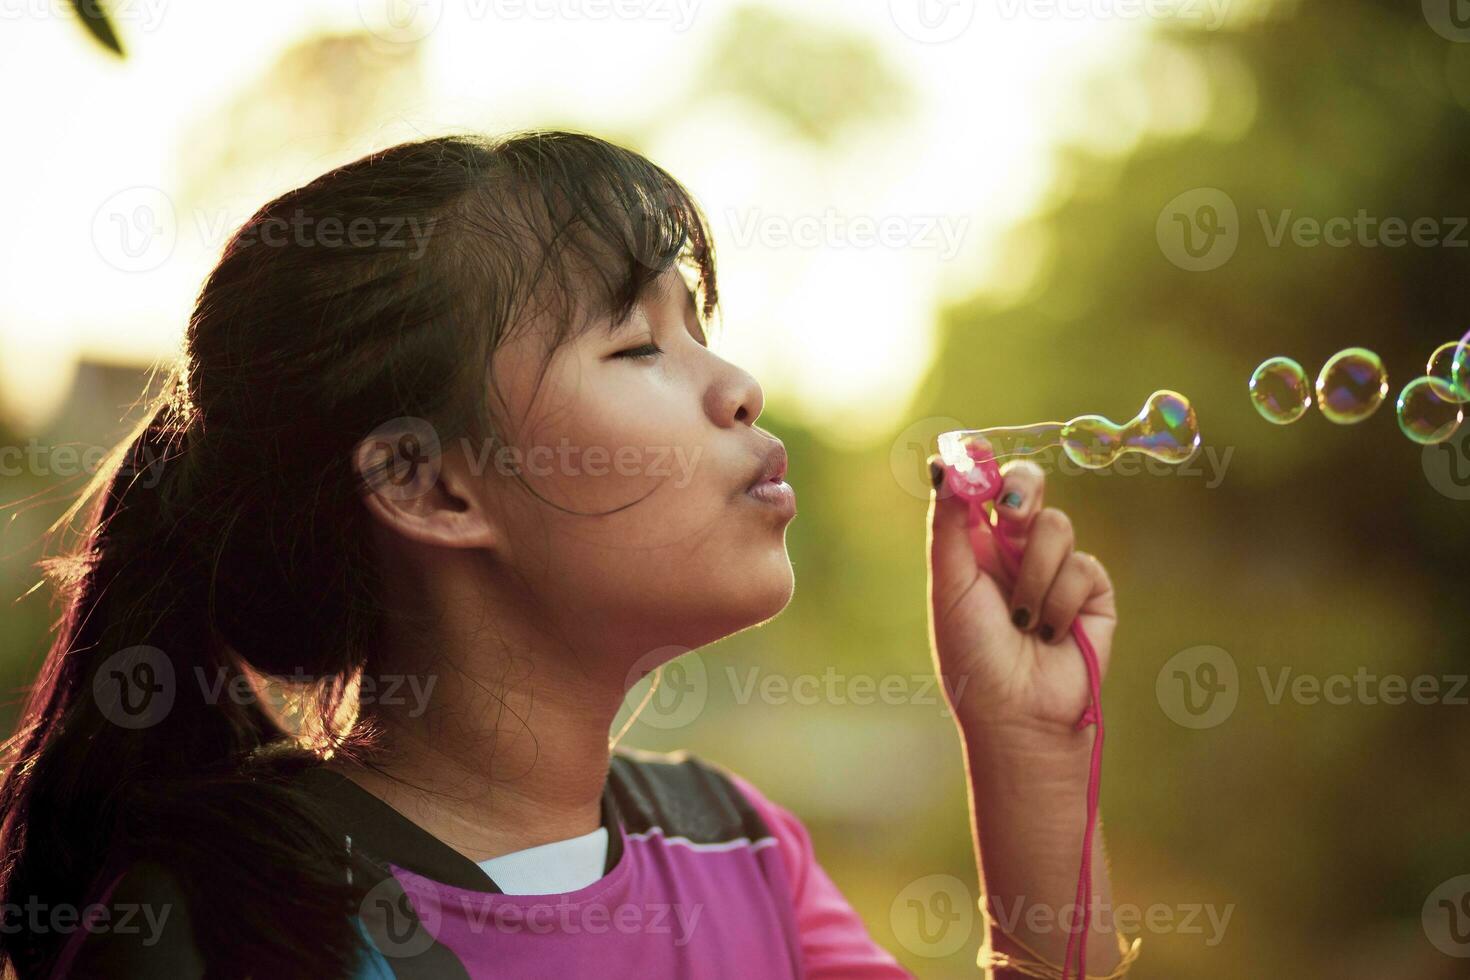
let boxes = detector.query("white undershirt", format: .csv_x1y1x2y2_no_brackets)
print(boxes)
475,825,609,895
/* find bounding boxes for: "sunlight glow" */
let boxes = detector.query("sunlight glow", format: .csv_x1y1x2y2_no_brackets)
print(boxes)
0,0,1203,441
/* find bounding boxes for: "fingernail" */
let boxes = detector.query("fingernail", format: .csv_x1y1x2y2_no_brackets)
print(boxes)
1012,608,1030,629
1040,624,1055,643
1000,491,1023,509
929,458,945,491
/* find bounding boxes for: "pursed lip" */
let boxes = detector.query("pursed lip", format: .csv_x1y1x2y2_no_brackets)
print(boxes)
745,441,789,490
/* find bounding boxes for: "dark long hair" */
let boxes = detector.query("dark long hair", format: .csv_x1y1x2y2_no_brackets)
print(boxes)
0,130,718,978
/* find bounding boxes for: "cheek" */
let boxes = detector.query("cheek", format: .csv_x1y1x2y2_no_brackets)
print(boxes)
502,456,729,614
491,341,697,560
495,441,792,647
509,499,795,649
511,365,719,549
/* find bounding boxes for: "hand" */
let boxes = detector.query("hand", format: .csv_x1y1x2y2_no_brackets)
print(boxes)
925,452,1117,742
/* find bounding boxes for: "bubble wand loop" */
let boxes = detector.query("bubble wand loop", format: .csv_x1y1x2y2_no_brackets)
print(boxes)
936,390,1200,980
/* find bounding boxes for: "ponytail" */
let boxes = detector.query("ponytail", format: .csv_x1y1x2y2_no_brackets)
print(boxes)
0,386,362,978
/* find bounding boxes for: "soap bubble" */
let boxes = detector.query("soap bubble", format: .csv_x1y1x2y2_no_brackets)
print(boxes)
1248,356,1312,424
938,390,1201,472
1426,339,1470,404
1108,389,1200,467
1059,414,1126,469
1396,377,1464,445
1315,347,1388,424
1458,330,1470,395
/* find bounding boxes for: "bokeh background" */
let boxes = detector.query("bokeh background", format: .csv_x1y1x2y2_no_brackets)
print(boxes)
3,0,1470,976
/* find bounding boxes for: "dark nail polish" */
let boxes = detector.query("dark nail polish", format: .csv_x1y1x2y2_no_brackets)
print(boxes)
1012,608,1030,629
1040,624,1055,643
929,459,944,490
1001,491,1023,509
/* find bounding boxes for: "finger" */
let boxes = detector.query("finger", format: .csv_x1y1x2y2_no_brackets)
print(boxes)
1009,507,1074,632
992,460,1046,556
925,454,1008,620
1037,550,1105,644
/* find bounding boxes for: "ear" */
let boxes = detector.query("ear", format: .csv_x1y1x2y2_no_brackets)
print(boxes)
352,419,499,551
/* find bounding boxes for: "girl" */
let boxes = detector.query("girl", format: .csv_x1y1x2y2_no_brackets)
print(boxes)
0,131,1130,978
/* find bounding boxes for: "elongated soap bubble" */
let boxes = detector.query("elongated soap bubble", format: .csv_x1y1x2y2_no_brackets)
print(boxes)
1315,347,1388,424
937,390,1201,472
1396,376,1464,444
1249,356,1311,424
1426,339,1470,404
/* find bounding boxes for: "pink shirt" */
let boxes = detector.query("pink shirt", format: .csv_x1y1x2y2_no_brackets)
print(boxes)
345,748,918,978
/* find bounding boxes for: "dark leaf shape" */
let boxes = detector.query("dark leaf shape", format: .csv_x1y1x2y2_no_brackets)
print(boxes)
67,0,125,58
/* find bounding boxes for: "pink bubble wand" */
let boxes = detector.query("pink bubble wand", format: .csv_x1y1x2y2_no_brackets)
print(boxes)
936,390,1200,980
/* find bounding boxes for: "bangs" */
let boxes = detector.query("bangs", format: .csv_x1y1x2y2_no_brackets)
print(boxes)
456,130,719,351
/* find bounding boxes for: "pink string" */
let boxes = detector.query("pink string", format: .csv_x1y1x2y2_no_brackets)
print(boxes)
962,494,1102,980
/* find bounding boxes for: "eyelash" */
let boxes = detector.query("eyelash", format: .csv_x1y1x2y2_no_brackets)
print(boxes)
613,342,664,361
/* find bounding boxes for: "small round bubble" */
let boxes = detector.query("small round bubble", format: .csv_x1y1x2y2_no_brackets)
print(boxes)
1248,356,1311,424
1315,347,1388,424
1457,329,1470,397
1427,339,1470,404
1396,376,1464,445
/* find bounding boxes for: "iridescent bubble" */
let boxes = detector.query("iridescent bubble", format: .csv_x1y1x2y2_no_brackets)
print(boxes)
1427,339,1470,404
1058,414,1124,469
1059,391,1202,470
1396,376,1464,445
1119,389,1201,466
1248,356,1311,424
1315,347,1388,424
1458,329,1470,396
939,391,1201,472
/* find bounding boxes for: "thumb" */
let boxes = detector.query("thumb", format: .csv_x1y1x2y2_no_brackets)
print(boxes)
926,455,1008,623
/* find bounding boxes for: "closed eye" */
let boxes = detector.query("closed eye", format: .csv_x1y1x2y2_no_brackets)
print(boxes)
612,342,664,361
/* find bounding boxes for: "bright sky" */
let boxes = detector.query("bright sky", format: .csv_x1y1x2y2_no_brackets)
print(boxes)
0,0,1215,442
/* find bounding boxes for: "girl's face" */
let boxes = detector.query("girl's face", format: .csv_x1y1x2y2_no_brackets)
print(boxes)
473,266,796,675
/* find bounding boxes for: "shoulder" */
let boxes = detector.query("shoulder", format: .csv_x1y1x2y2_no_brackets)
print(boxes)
50,861,206,979
608,745,802,850
607,751,911,977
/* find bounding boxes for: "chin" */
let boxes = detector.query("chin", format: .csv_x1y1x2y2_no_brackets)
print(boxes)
645,545,795,649
729,549,796,632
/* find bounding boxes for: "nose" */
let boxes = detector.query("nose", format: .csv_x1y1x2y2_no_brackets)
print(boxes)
704,357,764,427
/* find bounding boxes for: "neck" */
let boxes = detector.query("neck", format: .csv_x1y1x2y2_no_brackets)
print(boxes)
328,573,630,862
